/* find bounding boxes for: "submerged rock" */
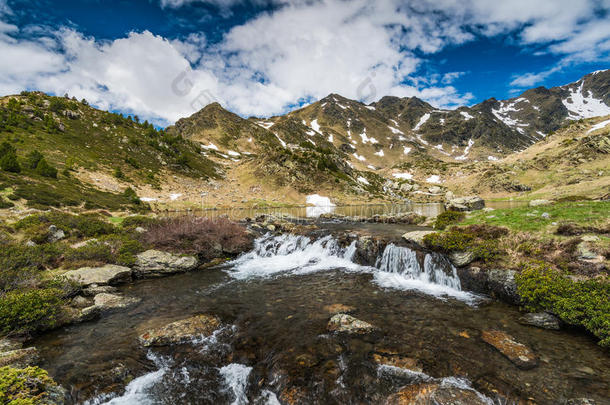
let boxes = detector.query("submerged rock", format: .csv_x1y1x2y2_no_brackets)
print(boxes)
372,351,422,373
385,383,488,405
445,196,485,212
138,314,221,347
481,330,538,369
327,313,376,334
519,312,561,330
402,231,436,246
133,250,199,278
323,304,356,314
63,265,132,287
0,347,39,368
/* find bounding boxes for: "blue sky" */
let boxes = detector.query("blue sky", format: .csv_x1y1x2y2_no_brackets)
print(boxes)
1,0,608,126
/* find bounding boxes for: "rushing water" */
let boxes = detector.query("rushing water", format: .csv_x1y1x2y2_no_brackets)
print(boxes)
32,232,610,404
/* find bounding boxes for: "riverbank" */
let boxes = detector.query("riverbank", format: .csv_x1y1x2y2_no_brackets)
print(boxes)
0,201,608,403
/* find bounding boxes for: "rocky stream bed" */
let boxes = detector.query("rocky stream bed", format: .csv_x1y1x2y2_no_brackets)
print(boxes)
6,220,609,404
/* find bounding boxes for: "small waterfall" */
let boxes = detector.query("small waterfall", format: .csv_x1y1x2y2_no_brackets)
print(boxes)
229,234,474,302
375,244,461,290
229,234,360,279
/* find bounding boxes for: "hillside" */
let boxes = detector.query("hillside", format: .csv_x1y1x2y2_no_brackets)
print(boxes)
0,92,219,211
0,70,609,210
442,115,610,200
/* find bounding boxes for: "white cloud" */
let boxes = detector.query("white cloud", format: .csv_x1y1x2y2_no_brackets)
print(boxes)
0,0,608,125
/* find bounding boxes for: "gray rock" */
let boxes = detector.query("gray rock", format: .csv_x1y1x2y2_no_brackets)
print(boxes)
134,227,147,233
63,265,132,287
82,285,118,297
457,267,520,305
0,338,22,352
48,225,65,242
518,312,561,330
133,250,199,278
71,295,92,308
25,240,37,247
428,186,442,194
445,196,485,211
328,313,377,334
541,212,550,219
402,230,436,246
0,347,39,368
529,199,552,207
138,315,221,347
449,251,475,267
93,293,140,311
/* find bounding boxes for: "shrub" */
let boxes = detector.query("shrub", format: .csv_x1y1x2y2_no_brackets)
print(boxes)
516,262,610,347
121,215,159,230
64,242,113,268
0,288,64,334
64,234,143,268
0,149,20,174
113,167,124,179
142,216,251,260
0,366,60,405
123,187,141,205
34,159,57,179
0,198,14,209
0,244,63,274
423,229,475,253
15,212,114,239
459,224,510,239
423,227,503,264
25,151,43,170
433,210,465,230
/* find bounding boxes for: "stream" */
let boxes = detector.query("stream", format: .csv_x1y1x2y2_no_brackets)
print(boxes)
32,230,610,404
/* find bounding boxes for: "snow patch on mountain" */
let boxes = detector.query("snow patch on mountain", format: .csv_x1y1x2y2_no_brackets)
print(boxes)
357,176,370,185
413,113,430,131
562,82,610,119
454,138,474,161
460,111,474,120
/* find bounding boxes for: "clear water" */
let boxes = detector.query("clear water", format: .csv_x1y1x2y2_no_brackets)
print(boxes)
32,232,609,404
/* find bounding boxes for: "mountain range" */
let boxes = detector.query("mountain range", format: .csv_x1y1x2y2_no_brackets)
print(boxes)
0,70,608,210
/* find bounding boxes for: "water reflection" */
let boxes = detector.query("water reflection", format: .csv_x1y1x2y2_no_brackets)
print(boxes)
166,201,528,221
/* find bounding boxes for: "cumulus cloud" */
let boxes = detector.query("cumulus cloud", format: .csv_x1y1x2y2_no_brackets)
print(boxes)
0,0,608,125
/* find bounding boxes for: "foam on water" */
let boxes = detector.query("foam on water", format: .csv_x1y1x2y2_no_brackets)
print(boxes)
228,234,360,279
219,363,252,405
228,234,477,302
87,352,170,405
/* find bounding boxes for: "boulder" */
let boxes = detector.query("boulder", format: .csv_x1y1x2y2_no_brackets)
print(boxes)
481,330,538,369
0,338,22,352
518,312,560,330
0,347,39,368
428,186,442,194
385,383,489,405
445,196,485,212
402,231,436,246
92,293,140,311
71,295,92,308
327,313,376,334
81,285,118,297
529,199,552,207
133,250,198,278
457,267,520,305
48,225,65,243
63,265,132,287
448,251,475,267
138,314,221,347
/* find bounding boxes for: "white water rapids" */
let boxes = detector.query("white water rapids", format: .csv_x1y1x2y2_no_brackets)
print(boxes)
228,234,477,302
